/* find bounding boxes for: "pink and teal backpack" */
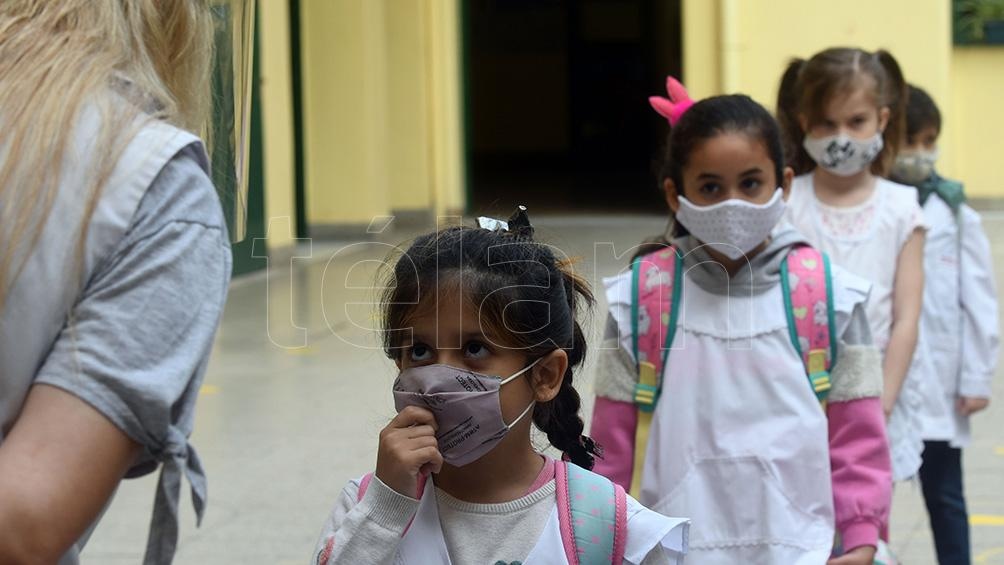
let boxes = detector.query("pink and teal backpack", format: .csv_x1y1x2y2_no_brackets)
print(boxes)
630,244,899,564
626,244,837,497
352,460,629,565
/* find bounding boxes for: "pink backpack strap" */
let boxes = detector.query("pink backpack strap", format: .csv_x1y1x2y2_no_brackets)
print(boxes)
630,247,682,408
556,461,628,565
780,245,837,405
628,247,682,497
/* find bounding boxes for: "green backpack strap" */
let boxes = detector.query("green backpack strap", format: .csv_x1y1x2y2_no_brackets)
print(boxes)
780,246,837,406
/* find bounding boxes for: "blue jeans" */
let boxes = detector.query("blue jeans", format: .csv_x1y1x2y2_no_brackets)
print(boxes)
919,441,971,565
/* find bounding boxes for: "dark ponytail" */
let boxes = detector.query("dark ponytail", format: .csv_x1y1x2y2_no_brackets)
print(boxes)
381,219,601,469
874,49,907,176
776,58,811,173
531,264,600,469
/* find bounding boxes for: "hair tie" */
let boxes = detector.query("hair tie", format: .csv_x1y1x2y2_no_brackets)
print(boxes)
476,205,534,239
649,76,695,126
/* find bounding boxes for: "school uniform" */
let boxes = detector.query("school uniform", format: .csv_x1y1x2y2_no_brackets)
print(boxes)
912,175,999,564
313,457,689,564
590,226,891,564
786,175,930,481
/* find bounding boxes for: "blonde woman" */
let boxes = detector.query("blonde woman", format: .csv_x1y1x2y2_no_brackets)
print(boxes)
0,2,231,563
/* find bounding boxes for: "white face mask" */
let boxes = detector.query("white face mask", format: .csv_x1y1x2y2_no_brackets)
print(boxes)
891,149,938,185
803,132,884,176
675,189,786,261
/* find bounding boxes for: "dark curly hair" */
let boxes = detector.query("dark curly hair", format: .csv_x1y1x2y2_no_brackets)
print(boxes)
381,222,601,469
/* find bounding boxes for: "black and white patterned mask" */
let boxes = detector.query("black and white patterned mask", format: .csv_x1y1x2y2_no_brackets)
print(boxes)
803,133,883,177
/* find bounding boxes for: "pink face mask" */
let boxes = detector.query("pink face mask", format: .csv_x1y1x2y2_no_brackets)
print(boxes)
392,359,540,467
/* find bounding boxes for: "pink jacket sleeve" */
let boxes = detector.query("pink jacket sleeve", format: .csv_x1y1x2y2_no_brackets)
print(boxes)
589,396,638,490
827,397,892,551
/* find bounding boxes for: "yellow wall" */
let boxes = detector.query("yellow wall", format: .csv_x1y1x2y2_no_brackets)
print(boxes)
681,0,1004,198
258,0,297,247
260,0,1002,241
949,47,1004,198
385,2,432,211
298,0,464,227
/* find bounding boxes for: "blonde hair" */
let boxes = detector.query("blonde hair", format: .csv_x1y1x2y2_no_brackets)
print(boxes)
0,0,213,310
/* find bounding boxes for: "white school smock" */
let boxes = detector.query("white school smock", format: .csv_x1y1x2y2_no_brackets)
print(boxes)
785,175,928,480
0,98,230,563
602,259,871,564
915,197,1000,447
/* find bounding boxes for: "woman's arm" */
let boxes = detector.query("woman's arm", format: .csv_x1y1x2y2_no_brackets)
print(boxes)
0,385,140,564
882,229,925,417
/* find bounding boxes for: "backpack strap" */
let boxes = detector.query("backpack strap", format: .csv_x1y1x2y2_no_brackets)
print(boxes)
629,247,682,498
780,246,838,407
555,461,628,565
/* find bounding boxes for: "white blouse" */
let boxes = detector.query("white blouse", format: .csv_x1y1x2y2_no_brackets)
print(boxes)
785,175,927,351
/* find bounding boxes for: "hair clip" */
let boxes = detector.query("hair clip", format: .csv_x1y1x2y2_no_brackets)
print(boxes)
506,205,534,239
475,205,534,239
649,76,695,126
476,216,509,231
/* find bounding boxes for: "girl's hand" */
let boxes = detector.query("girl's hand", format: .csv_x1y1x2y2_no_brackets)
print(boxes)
881,394,895,420
827,545,876,565
375,406,443,498
958,396,990,416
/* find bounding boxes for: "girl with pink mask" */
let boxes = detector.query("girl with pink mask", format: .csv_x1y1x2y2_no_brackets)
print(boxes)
313,212,689,564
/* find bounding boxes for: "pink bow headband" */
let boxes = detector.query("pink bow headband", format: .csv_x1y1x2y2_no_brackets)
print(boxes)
648,76,694,126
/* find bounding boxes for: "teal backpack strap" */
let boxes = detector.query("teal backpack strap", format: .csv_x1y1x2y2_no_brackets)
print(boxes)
556,461,628,565
780,246,837,406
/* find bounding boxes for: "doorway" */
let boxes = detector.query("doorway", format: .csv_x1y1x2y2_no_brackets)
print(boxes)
462,0,683,215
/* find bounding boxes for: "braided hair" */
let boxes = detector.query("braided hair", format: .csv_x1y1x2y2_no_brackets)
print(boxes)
381,212,601,469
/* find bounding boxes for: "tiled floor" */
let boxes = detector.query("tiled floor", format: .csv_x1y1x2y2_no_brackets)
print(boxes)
84,213,1004,564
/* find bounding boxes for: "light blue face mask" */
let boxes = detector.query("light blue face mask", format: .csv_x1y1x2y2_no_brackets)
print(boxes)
675,189,786,260
891,149,938,185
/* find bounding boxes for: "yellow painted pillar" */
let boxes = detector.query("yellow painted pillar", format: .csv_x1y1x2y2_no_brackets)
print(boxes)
258,0,297,247
682,0,721,99
384,1,433,212
300,0,390,228
298,0,466,231
949,47,1004,197
428,0,466,216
